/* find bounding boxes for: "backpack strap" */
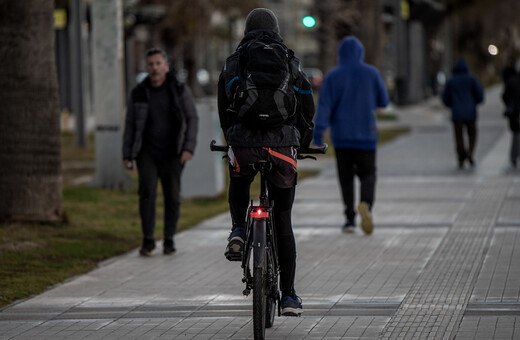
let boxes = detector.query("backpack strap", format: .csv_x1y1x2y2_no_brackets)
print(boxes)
223,53,240,101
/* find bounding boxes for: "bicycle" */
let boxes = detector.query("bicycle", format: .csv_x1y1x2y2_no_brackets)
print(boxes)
210,140,327,339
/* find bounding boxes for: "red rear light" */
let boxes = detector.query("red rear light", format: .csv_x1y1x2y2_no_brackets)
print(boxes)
250,208,269,218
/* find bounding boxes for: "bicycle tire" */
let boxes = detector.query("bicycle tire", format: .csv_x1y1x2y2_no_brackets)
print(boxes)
253,266,266,339
252,218,267,339
265,242,276,328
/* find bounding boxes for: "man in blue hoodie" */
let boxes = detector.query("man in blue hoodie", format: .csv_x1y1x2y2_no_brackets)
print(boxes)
441,58,484,169
313,36,390,234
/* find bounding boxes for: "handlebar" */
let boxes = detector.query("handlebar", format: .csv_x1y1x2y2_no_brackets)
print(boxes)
296,144,328,160
209,140,328,159
210,140,228,152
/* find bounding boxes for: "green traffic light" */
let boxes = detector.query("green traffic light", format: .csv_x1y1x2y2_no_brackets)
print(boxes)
302,16,316,28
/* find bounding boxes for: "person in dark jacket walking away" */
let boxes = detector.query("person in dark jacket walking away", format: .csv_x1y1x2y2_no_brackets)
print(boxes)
123,48,198,256
217,8,315,316
313,36,390,235
502,60,520,168
441,58,484,169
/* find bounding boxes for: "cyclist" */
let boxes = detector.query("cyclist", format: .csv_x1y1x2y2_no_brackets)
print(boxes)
217,8,315,316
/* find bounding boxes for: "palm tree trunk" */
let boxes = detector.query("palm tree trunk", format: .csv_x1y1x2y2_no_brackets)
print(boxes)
0,1,62,222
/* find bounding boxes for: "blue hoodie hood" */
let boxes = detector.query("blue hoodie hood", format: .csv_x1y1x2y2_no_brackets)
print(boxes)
453,58,469,74
338,36,364,65
313,35,390,150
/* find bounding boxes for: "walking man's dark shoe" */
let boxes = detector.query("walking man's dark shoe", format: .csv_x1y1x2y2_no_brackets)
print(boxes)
139,246,156,257
163,240,176,255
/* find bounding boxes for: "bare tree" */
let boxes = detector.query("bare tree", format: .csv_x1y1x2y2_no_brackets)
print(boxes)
137,0,259,96
0,1,62,222
315,0,340,73
315,0,383,73
441,0,520,82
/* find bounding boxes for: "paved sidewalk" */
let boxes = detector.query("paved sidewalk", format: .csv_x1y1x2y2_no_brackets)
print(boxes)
1,86,520,339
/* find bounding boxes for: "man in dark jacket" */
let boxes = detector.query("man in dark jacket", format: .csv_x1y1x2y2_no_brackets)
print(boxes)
217,8,314,316
123,48,198,256
313,36,390,235
502,62,520,168
442,58,484,169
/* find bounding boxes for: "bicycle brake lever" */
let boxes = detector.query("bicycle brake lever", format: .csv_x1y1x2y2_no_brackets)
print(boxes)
297,155,317,160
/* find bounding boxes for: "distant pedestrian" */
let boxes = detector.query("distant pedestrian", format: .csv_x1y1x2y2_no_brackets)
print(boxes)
313,36,390,234
123,48,199,256
502,59,520,168
441,58,484,169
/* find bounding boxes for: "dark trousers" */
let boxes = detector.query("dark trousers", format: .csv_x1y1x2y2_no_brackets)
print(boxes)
453,120,477,165
335,148,377,222
229,177,297,298
136,149,183,247
508,115,520,165
511,131,520,165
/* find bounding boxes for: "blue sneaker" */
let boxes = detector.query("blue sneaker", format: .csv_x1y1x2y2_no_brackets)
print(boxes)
225,227,245,261
281,295,303,316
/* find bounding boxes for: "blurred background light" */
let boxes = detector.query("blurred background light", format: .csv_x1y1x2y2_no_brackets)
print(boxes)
488,44,498,56
302,16,316,28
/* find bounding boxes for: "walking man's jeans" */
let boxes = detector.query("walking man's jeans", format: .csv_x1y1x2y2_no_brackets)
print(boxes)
453,120,477,166
335,148,376,222
136,149,183,247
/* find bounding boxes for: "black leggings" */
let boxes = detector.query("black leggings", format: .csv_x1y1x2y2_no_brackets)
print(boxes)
229,177,297,298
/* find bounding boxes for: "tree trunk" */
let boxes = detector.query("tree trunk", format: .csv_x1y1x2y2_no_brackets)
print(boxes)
315,0,340,74
353,0,382,69
0,1,62,222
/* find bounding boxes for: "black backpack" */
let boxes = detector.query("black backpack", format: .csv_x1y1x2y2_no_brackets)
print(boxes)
229,37,297,128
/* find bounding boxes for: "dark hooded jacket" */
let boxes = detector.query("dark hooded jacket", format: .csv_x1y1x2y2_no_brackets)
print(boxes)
313,36,389,150
442,58,484,122
123,72,198,160
217,30,315,148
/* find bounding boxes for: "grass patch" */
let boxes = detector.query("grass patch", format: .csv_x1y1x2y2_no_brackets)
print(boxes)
319,126,410,157
379,127,410,145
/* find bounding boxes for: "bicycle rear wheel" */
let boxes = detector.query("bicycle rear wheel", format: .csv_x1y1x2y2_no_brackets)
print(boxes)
252,266,266,339
252,218,267,339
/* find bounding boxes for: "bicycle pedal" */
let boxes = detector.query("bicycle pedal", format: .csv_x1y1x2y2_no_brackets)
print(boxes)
225,251,243,261
243,288,251,296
